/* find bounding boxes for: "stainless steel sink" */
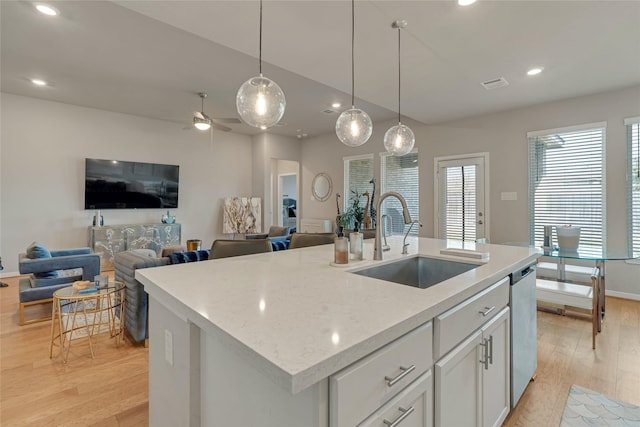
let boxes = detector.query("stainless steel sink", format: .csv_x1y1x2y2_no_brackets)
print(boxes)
351,256,478,289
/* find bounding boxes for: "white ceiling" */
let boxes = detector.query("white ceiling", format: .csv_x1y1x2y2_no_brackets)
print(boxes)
2,1,639,139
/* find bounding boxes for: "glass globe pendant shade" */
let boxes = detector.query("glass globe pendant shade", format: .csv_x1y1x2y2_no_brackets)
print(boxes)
335,107,373,147
384,123,415,156
236,75,286,129
193,116,211,131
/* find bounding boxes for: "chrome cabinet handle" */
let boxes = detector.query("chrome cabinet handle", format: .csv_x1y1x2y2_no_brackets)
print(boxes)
488,335,494,365
383,406,415,427
480,339,489,370
385,365,416,387
479,306,496,317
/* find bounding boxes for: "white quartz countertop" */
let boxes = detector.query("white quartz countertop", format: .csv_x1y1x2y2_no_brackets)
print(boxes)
136,237,539,394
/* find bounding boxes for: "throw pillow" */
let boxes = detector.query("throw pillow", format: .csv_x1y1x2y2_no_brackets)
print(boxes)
25,242,58,278
26,241,51,259
131,249,158,258
168,250,210,264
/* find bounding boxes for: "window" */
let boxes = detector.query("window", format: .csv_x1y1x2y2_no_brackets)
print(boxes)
343,154,373,227
626,117,640,256
380,151,419,235
528,123,606,255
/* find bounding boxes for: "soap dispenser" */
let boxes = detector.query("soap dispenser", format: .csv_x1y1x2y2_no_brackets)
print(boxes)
334,227,349,265
349,221,363,261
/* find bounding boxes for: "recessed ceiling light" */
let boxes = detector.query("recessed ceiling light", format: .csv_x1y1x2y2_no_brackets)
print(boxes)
458,0,477,6
31,78,47,86
34,3,59,16
527,67,544,76
331,102,341,109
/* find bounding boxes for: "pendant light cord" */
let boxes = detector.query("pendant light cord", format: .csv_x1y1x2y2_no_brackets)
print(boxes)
259,0,263,75
351,0,355,107
397,25,401,124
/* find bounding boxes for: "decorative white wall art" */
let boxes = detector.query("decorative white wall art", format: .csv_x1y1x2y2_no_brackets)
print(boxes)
222,197,262,234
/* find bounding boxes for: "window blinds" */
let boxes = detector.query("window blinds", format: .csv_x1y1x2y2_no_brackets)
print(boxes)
381,152,419,235
528,124,606,255
626,118,640,255
441,165,477,242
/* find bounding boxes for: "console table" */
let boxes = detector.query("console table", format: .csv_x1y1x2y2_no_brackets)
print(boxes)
88,223,181,270
536,247,636,326
533,247,637,349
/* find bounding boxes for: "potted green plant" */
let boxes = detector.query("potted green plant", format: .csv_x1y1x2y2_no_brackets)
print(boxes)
341,190,365,230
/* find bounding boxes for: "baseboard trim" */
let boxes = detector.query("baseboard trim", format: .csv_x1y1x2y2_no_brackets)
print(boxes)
0,271,20,279
606,290,640,301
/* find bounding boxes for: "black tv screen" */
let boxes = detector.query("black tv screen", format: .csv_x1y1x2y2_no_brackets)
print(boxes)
85,158,179,209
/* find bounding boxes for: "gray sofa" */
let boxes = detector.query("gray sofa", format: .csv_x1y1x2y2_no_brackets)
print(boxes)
114,248,210,345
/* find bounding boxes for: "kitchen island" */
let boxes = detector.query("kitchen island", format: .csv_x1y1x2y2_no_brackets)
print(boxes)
136,236,539,426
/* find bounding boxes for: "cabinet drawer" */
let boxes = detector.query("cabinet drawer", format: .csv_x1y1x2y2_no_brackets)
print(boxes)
330,322,433,427
434,277,509,360
359,371,433,427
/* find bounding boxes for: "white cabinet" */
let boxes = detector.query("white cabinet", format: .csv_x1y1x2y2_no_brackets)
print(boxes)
434,328,482,426
434,307,510,427
482,308,510,427
330,322,433,427
360,371,433,427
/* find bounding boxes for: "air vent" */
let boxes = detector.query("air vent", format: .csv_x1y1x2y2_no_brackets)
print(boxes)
481,77,509,90
323,109,338,114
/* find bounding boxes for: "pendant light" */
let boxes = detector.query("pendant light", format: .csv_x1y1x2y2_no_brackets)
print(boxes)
335,0,372,147
384,20,415,157
236,0,286,129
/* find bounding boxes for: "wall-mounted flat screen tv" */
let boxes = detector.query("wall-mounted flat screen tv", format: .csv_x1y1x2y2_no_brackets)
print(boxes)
85,158,179,209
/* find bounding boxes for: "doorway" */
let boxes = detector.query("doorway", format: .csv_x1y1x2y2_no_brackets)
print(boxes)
434,153,490,242
278,174,297,230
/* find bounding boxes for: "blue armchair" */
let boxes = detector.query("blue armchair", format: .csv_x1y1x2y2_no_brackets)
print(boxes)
18,242,101,325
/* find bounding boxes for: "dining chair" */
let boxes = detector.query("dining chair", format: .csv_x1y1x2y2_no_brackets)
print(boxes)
209,239,273,260
288,233,335,249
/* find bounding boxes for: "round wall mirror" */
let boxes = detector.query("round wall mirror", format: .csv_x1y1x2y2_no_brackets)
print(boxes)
311,173,332,202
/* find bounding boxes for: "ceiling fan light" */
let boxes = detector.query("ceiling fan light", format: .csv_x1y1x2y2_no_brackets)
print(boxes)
35,3,58,16
383,123,415,156
236,75,285,129
193,116,211,131
335,107,373,147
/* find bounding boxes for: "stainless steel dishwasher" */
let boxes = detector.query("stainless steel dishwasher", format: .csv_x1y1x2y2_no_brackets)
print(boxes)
510,263,537,407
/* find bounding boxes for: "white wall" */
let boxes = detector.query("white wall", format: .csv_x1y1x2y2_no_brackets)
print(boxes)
301,85,640,297
251,133,300,228
0,93,253,273
4,87,639,297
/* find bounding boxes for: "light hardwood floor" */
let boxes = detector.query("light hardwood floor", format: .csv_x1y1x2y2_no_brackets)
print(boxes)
1,275,148,426
1,274,639,426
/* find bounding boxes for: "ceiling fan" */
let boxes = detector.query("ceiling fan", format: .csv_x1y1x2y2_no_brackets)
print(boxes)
191,92,240,132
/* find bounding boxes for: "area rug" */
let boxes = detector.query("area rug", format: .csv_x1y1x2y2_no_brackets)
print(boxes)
561,385,640,426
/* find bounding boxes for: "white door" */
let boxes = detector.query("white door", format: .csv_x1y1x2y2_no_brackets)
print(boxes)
434,329,482,427
435,154,488,242
481,308,510,427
